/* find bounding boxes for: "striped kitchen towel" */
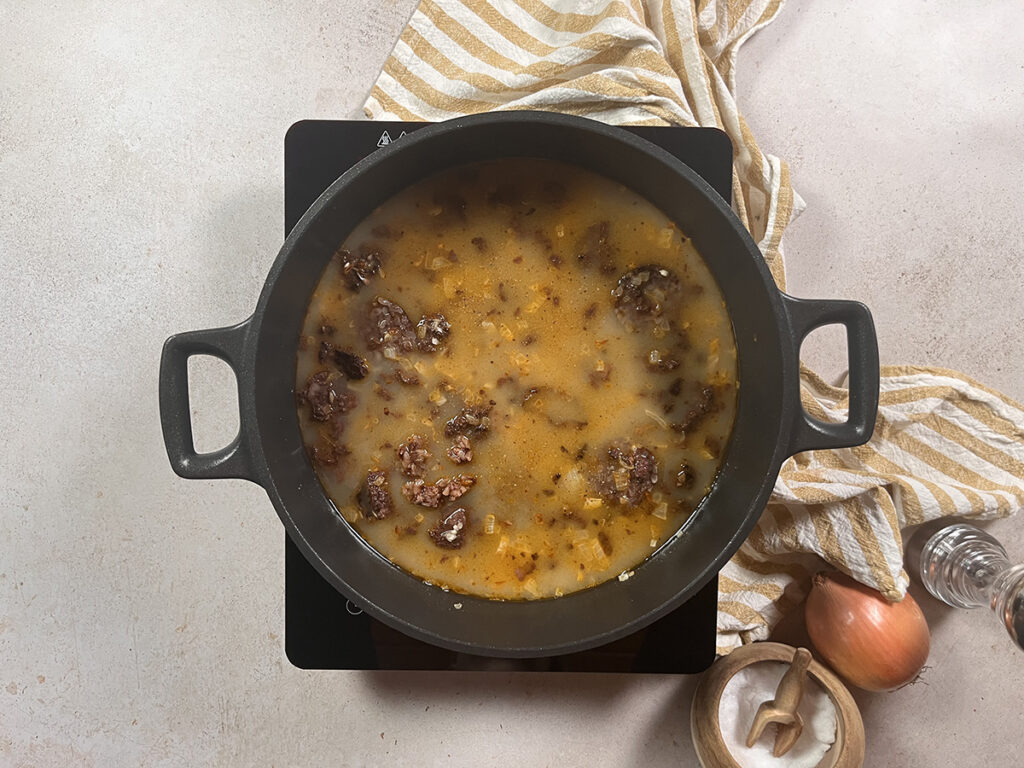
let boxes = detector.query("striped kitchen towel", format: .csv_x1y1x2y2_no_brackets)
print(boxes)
364,0,1024,653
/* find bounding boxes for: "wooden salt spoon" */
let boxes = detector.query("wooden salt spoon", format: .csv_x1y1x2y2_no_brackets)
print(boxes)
745,647,813,757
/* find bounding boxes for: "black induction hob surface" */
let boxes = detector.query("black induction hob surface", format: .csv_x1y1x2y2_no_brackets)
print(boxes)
284,119,731,672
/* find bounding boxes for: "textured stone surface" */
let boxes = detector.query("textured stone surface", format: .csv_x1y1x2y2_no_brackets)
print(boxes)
1,1,1022,765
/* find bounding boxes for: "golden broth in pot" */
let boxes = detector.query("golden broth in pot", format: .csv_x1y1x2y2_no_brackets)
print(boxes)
295,158,737,600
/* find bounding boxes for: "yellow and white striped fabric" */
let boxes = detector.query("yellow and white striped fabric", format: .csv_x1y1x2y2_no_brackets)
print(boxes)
364,0,1024,653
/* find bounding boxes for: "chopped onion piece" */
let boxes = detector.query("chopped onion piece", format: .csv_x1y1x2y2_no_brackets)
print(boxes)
708,338,720,371
561,468,584,495
483,514,497,535
652,502,668,520
583,497,603,510
495,535,509,555
613,468,630,491
644,408,669,428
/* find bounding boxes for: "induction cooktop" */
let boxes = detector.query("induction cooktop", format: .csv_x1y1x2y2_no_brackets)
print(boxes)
283,119,732,672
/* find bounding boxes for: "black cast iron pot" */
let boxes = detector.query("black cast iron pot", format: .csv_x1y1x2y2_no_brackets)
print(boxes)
159,112,879,657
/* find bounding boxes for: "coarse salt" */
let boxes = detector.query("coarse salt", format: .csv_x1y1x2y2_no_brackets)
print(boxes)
718,662,836,768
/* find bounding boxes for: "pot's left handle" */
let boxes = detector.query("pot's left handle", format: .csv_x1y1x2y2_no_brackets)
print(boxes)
782,295,880,456
159,319,260,483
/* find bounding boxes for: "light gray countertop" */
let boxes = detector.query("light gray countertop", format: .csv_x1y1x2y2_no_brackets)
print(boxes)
2,1,1022,765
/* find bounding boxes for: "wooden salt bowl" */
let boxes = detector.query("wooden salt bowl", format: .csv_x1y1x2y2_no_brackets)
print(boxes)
691,642,865,768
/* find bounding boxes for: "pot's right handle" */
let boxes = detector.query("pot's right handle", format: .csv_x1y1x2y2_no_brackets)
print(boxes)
158,319,260,483
781,295,880,456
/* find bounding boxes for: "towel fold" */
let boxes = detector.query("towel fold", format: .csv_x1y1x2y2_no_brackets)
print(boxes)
365,0,1024,652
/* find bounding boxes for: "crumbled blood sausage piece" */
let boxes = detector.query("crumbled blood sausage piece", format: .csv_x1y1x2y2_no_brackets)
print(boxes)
471,236,488,253
673,385,716,434
436,474,476,502
626,447,659,506
366,297,418,354
428,507,469,549
319,341,370,380
338,245,382,290
335,349,369,379
310,443,339,466
402,479,442,508
335,391,358,414
646,351,680,372
446,435,472,464
597,531,613,556
676,462,696,489
362,469,394,519
317,341,333,364
574,221,616,274
588,367,612,387
394,369,420,386
416,313,451,353
600,444,660,507
611,265,681,331
300,371,356,422
444,405,492,437
396,434,431,477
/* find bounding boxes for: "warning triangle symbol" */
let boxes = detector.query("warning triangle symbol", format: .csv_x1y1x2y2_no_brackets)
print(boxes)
399,131,408,138
377,130,392,147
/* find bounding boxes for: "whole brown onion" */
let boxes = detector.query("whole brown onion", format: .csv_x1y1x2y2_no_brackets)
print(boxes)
805,571,931,692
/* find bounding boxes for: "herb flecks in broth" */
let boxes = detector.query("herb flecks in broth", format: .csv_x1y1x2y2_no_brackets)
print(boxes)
295,158,738,600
